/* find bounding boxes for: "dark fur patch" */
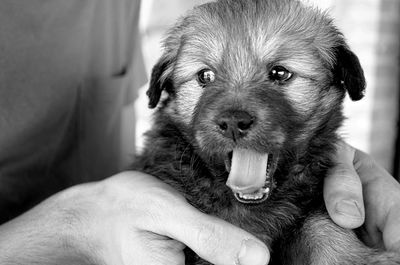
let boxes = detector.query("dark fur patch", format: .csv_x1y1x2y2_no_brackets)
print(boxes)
334,45,366,101
132,0,398,264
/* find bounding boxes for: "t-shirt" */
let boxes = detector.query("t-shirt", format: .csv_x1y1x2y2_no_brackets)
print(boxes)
0,0,146,222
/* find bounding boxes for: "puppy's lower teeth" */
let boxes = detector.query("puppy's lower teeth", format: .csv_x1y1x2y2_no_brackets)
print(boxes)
239,193,262,200
235,187,270,203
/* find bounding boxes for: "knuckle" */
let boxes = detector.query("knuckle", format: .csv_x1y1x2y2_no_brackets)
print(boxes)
196,222,223,256
360,157,376,171
332,166,355,180
144,186,184,213
144,238,186,265
354,150,376,171
149,256,181,265
137,187,187,231
328,166,362,192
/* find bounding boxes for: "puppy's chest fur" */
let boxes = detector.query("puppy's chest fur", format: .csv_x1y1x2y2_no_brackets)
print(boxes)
132,113,331,263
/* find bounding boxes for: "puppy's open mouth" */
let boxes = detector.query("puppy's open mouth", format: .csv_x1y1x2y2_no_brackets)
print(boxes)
224,149,276,204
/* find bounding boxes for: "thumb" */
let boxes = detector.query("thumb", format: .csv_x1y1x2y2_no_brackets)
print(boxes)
323,141,365,229
153,202,270,265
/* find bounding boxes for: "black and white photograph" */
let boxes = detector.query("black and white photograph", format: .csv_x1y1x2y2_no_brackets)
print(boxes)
0,1,399,264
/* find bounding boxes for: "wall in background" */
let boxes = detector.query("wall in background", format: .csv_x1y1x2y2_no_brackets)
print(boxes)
333,0,399,172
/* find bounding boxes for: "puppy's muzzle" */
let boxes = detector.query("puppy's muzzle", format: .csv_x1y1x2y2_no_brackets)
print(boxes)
216,110,255,141
213,109,274,204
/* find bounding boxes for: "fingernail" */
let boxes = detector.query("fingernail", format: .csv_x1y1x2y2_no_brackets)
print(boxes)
237,239,269,265
336,200,362,219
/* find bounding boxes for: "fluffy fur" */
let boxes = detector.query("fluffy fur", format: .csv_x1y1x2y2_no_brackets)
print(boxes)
132,0,399,264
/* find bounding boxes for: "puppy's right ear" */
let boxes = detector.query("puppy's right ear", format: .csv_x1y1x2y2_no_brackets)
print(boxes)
146,57,174,109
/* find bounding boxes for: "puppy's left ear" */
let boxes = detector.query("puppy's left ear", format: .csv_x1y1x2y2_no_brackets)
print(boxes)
146,56,174,109
334,45,366,101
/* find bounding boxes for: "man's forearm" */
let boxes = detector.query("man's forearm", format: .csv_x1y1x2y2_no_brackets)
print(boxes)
0,188,95,265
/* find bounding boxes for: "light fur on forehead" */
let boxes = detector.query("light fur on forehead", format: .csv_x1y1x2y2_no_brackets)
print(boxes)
158,0,345,85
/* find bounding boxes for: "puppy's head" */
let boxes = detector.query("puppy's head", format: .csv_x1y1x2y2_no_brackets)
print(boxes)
147,0,365,204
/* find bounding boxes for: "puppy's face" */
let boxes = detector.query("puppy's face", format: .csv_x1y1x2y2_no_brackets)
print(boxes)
147,0,365,204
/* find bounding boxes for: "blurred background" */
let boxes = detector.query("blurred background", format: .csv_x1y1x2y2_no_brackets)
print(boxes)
128,0,400,178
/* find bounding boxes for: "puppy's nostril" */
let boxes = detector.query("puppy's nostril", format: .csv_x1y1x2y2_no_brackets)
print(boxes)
219,121,228,131
216,110,255,140
238,119,253,131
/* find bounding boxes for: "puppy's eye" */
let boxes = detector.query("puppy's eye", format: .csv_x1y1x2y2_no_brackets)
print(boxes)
198,69,215,85
269,66,293,82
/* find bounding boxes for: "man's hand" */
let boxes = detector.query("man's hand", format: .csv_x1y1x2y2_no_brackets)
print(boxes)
0,171,270,265
3,143,399,265
95,172,270,265
324,141,400,251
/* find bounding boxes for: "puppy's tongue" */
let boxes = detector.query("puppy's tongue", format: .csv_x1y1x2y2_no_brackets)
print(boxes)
226,149,269,195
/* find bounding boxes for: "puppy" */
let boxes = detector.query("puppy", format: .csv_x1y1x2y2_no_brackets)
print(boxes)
132,0,400,264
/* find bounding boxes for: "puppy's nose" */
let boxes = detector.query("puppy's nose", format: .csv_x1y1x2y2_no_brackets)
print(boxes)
216,110,254,141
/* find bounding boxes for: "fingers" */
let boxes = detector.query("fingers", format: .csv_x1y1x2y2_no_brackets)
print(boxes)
324,141,365,229
114,171,270,265
353,150,400,252
383,207,400,252
158,204,270,265
353,147,396,187
135,191,269,265
120,231,186,265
